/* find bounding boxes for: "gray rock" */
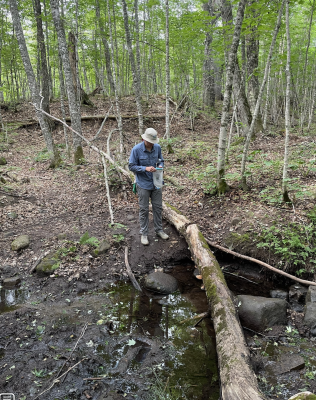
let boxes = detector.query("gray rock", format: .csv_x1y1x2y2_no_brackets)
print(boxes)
270,289,288,301
144,271,178,294
7,212,18,219
11,235,30,251
288,392,316,400
304,303,316,333
0,156,7,165
92,239,111,257
3,277,21,288
306,286,316,304
289,284,308,303
36,253,60,275
276,353,305,374
237,295,287,332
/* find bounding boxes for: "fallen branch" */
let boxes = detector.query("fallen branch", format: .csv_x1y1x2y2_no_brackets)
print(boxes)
91,105,113,141
32,104,133,182
34,357,87,399
206,239,316,287
29,251,49,273
179,312,208,324
124,246,142,291
101,154,114,225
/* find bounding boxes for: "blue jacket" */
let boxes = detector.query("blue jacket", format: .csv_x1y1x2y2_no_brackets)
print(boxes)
128,142,164,190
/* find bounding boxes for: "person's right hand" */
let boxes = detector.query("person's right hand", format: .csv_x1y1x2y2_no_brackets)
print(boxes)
145,166,156,172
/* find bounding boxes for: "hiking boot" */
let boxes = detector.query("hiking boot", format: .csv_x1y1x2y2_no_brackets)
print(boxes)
156,231,169,240
141,235,149,245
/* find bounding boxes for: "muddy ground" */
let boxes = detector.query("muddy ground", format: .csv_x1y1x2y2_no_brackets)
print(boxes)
1,95,316,399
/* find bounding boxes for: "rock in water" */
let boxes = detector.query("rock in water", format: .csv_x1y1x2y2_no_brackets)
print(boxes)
144,271,178,294
276,353,305,374
306,286,316,304
288,392,316,400
270,289,288,301
36,252,60,275
304,303,316,335
11,235,30,251
0,156,7,165
92,239,111,257
237,295,287,332
3,277,21,288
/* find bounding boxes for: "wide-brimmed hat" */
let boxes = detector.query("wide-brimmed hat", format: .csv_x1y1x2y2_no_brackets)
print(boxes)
141,128,159,144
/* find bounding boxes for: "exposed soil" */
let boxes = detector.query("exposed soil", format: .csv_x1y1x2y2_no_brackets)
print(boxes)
0,95,316,399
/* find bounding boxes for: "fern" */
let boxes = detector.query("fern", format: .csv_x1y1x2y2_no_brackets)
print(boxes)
79,232,99,247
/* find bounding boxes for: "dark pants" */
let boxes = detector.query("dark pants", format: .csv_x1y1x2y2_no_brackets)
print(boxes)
137,184,163,235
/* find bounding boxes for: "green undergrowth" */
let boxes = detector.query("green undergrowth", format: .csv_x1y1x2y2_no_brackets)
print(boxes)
256,208,316,276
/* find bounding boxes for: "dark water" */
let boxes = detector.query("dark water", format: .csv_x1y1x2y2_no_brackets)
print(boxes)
95,265,220,399
0,287,30,313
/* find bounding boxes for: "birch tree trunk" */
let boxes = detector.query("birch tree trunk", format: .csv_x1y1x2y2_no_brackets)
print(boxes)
9,0,60,168
203,0,215,110
121,0,144,136
165,0,170,140
241,0,285,190
107,0,124,155
50,0,84,165
95,0,115,95
217,0,247,194
282,0,291,203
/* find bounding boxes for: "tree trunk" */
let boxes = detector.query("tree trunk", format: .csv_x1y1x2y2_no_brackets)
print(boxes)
121,0,144,136
203,0,215,110
241,0,285,190
162,203,265,400
217,0,247,194
33,0,54,130
9,0,60,168
282,0,291,203
165,0,170,140
50,0,84,165
95,0,115,95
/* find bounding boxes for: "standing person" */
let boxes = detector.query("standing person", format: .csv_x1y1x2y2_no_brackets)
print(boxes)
129,128,169,245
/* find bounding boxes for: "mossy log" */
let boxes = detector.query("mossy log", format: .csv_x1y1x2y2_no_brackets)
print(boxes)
162,203,266,400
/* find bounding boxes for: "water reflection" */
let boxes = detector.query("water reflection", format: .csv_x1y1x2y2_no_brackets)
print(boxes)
0,287,30,313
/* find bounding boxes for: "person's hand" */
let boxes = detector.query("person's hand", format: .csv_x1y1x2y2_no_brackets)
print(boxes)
146,166,156,172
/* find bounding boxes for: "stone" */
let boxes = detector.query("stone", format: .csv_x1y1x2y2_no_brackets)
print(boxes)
304,303,316,333
144,271,178,294
92,239,111,257
2,277,21,288
237,295,287,332
7,212,18,219
126,214,136,221
306,286,316,304
276,353,305,374
231,217,242,226
0,156,7,165
289,284,308,303
270,289,288,301
288,392,316,400
11,235,30,251
36,253,60,275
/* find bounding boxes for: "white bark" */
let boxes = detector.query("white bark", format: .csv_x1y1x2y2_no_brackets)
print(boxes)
217,0,247,194
121,0,144,136
9,0,59,167
165,0,170,140
282,0,291,203
101,155,114,225
50,0,84,164
240,0,285,190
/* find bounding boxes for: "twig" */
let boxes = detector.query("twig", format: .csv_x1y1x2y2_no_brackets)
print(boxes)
124,246,142,291
29,251,49,273
194,313,210,327
180,312,208,324
206,238,316,287
83,376,107,381
31,104,132,181
222,271,259,285
59,322,88,383
101,154,114,225
34,357,87,399
91,105,113,141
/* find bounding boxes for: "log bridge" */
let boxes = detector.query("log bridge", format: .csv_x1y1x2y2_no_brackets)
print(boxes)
162,201,266,400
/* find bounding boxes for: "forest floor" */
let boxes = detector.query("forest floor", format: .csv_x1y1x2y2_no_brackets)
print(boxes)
0,94,316,400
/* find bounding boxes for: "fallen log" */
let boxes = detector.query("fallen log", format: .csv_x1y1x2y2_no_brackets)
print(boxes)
206,239,316,287
7,114,166,128
162,203,266,400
